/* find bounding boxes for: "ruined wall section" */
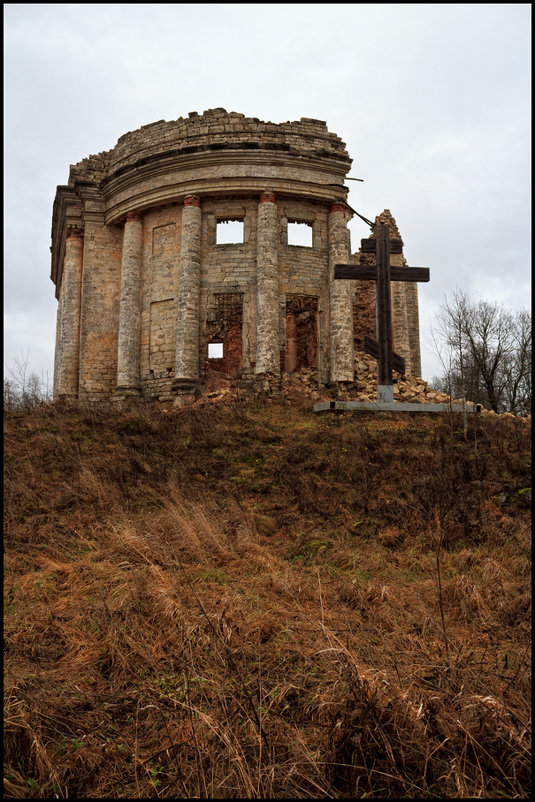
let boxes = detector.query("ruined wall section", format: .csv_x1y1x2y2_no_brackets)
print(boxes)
371,210,411,375
199,198,258,380
204,294,244,379
284,296,319,373
105,109,349,176
352,268,377,351
406,285,422,379
68,152,110,187
277,200,330,383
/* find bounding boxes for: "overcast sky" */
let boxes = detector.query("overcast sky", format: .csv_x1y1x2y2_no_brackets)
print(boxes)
4,3,531,389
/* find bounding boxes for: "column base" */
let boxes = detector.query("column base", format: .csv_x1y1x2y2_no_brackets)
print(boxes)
252,372,273,395
112,387,142,410
115,385,141,395
172,378,198,408
113,386,141,402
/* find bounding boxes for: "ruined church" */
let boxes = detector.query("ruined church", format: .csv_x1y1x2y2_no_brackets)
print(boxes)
50,108,421,403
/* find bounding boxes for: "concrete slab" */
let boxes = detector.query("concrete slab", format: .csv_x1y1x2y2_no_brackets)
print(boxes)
313,400,481,414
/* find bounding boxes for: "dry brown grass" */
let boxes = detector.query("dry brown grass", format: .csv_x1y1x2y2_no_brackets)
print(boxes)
4,399,531,797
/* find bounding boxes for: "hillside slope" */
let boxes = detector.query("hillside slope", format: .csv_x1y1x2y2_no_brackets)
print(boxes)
4,399,531,798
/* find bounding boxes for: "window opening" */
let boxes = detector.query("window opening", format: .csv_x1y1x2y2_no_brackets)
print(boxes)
208,342,224,359
288,221,313,247
216,219,244,244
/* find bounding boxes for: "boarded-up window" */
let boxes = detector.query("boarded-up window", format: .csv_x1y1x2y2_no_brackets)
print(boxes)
152,223,176,255
149,299,175,376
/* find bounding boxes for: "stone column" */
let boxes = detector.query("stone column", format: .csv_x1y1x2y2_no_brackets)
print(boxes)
328,203,354,382
116,211,143,394
256,191,280,375
53,292,63,399
174,196,202,395
57,228,84,397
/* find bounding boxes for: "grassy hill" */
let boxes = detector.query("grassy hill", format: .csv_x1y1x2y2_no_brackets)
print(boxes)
4,398,531,798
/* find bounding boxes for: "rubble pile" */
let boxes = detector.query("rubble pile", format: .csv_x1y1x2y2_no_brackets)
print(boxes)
188,350,470,410
178,351,529,420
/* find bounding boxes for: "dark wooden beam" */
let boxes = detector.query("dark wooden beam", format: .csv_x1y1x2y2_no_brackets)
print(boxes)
391,266,430,282
361,237,403,254
334,265,377,280
334,264,430,282
376,225,392,386
364,335,405,374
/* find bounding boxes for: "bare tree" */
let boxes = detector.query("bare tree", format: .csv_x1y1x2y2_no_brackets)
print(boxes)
4,349,52,410
503,309,532,414
432,290,531,414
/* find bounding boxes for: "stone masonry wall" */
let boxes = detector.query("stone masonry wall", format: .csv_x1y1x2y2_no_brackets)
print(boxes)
278,201,330,382
67,109,349,197
108,111,348,176
199,198,257,382
52,110,423,402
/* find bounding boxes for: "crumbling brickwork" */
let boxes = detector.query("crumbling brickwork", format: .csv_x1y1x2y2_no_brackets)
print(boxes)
204,293,244,378
50,109,423,403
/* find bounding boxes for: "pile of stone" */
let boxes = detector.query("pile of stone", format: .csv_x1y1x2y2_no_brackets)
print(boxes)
245,350,464,407
184,350,529,419
335,352,459,406
188,354,463,409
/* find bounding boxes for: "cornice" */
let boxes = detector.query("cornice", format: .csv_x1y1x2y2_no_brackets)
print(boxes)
50,186,84,295
77,185,107,225
101,149,350,225
50,128,354,289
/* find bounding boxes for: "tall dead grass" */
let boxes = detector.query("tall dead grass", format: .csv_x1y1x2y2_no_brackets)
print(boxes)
4,401,531,797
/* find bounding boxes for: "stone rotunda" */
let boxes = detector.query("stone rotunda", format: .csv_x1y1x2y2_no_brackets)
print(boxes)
50,108,422,403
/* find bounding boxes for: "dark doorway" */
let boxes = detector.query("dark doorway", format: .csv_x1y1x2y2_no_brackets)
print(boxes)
284,296,318,373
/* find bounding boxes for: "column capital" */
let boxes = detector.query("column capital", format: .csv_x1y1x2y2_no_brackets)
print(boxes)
259,191,276,204
125,211,143,224
329,202,346,213
66,227,84,241
184,195,201,207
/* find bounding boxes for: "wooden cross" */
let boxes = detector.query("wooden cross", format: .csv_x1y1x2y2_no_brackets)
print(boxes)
334,223,430,402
